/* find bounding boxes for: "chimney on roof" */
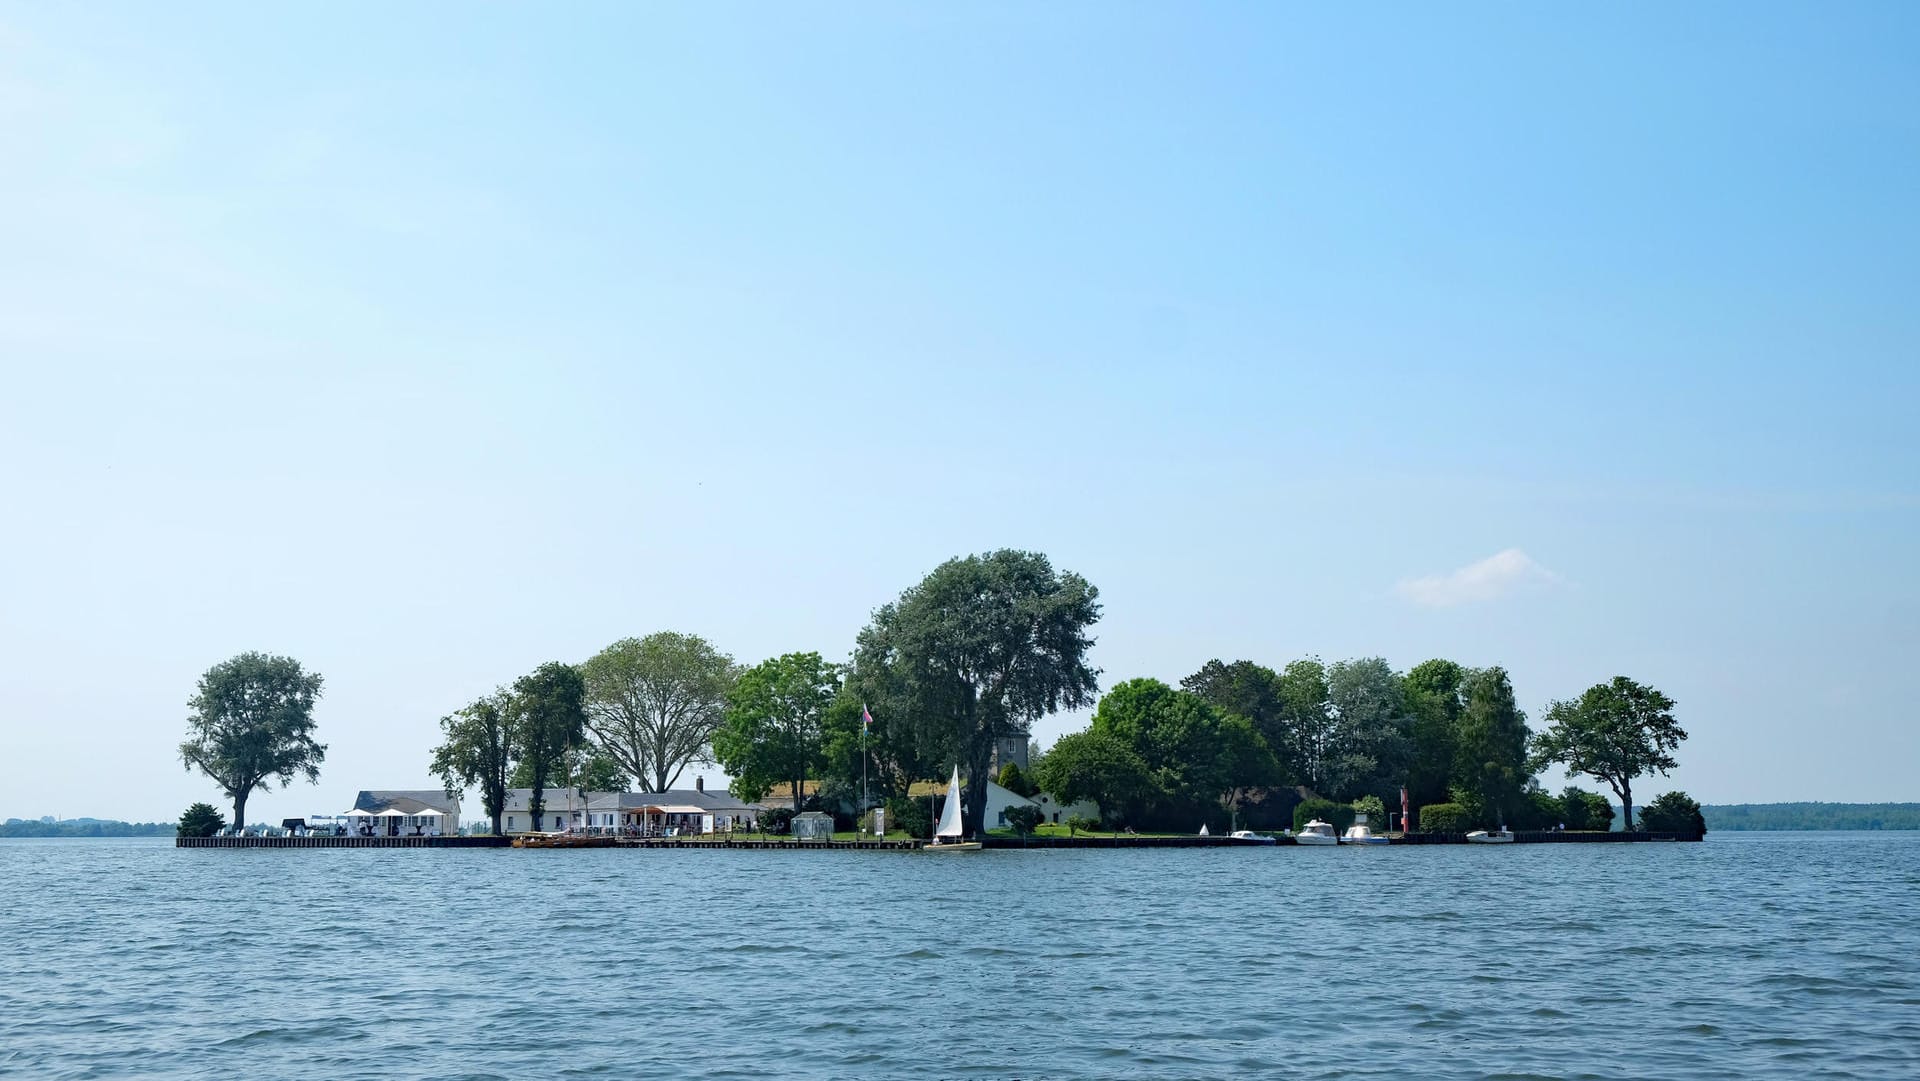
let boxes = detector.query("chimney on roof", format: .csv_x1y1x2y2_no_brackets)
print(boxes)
696,775,704,792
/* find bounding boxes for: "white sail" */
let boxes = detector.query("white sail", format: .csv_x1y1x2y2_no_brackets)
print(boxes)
1198,824,1209,836
935,765,965,838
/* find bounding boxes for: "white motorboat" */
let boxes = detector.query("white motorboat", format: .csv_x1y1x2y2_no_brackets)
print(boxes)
924,766,982,853
1228,830,1277,845
1341,823,1390,845
1294,819,1339,846
1465,828,1515,844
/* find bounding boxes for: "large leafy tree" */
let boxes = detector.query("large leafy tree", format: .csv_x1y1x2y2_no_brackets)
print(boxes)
429,691,518,835
1030,729,1156,828
512,662,588,830
1274,658,1335,794
1533,676,1685,831
579,632,738,792
712,652,839,806
1181,659,1293,782
856,550,1101,837
1403,658,1468,809
817,688,935,811
1452,666,1531,828
1324,657,1412,803
507,741,629,793
1090,678,1280,828
178,652,326,828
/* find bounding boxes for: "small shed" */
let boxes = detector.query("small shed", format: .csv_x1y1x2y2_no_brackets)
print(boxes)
792,811,835,841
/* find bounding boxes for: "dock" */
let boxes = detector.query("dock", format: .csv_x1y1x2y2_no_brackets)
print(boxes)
176,835,510,849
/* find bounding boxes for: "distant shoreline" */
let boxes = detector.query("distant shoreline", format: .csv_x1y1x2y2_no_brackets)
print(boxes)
1702,803,1920,831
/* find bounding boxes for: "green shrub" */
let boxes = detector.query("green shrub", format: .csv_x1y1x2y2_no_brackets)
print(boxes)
759,807,795,835
1640,791,1707,836
1065,814,1099,837
176,802,225,838
1559,787,1615,831
997,762,1038,798
1418,802,1471,833
886,796,933,840
1512,789,1562,831
1002,804,1043,836
1349,795,1386,825
1293,798,1355,833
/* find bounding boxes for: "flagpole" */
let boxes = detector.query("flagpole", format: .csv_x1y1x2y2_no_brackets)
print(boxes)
861,703,870,835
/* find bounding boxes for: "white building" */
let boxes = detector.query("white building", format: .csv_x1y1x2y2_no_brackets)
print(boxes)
496,787,761,835
1031,790,1100,827
344,790,461,837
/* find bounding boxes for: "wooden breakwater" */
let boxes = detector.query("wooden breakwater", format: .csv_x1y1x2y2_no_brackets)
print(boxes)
177,835,511,849
985,835,1255,849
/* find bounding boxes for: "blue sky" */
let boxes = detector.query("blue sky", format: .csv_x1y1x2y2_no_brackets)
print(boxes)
2,4,1915,821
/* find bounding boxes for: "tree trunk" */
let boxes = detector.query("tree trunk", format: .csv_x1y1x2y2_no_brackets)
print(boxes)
965,740,993,839
232,790,248,832
1605,776,1633,832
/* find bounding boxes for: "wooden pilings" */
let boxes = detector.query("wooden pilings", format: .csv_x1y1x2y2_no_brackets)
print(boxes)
176,835,511,849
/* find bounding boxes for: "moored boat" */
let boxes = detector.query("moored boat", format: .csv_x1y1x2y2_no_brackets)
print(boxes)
1228,829,1278,845
1465,828,1515,844
925,765,982,853
1341,822,1390,845
512,831,618,849
1294,819,1339,845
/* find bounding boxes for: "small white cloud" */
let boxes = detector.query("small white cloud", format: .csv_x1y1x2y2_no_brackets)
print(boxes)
1396,548,1560,608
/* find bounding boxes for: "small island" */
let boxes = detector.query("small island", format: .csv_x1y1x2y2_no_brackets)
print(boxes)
173,549,1705,850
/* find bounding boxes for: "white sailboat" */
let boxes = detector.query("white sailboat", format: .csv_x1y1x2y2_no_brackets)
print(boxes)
926,765,982,852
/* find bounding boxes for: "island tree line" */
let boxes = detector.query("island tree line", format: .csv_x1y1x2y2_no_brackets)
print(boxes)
177,549,1700,837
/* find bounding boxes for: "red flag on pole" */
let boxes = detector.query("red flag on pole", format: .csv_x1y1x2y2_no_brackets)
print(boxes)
1401,786,1410,833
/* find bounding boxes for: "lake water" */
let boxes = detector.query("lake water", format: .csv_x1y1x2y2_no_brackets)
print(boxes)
2,833,1916,1079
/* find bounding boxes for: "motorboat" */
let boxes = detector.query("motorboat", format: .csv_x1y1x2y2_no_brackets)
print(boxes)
512,831,617,849
1341,822,1390,845
1228,830,1277,845
1465,828,1515,844
1293,819,1339,846
925,766,983,853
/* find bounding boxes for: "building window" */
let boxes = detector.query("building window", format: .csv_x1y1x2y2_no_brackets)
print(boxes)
508,817,515,829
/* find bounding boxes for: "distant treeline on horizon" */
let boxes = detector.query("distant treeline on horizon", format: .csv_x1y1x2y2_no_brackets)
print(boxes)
1701,803,1920,831
1,819,174,838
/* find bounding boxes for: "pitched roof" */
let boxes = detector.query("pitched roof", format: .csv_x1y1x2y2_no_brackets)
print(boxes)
904,779,1037,807
353,790,457,814
504,788,763,814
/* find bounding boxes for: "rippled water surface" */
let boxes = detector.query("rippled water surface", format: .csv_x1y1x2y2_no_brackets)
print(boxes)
3,833,1917,1079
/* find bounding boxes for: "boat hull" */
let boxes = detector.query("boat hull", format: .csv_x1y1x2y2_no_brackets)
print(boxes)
512,835,618,849
1292,835,1339,846
1465,831,1514,844
925,841,983,852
